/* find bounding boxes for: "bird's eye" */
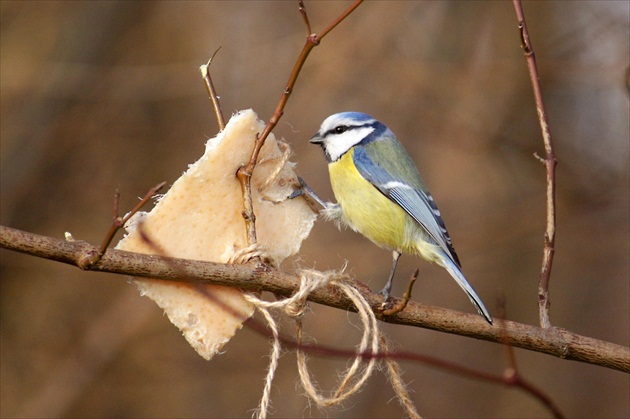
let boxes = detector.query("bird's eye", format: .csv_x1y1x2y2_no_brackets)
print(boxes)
334,125,348,134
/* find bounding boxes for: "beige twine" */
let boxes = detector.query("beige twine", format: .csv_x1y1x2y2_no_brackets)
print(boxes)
242,269,338,419
242,269,421,419
228,243,275,266
257,139,295,203
294,273,379,407
380,334,422,419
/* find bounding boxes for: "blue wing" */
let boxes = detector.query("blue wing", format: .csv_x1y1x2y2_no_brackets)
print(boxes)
353,145,461,267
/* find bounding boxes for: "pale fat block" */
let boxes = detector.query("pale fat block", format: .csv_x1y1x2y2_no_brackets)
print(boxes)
116,109,316,359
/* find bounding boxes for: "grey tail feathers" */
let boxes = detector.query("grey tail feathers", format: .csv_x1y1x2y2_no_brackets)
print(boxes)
441,253,493,324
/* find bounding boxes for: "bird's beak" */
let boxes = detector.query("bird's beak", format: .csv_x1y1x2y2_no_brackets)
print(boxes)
309,133,324,145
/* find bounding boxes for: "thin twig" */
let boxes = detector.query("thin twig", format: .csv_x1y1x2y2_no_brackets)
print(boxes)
78,181,166,269
512,0,557,329
298,0,312,35
2,225,628,373
200,47,226,131
235,0,363,246
381,269,419,316
497,299,564,418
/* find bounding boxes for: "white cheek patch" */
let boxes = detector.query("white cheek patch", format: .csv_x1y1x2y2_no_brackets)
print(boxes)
325,126,375,161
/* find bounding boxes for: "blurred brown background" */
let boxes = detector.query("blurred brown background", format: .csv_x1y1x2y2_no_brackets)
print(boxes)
1,1,628,418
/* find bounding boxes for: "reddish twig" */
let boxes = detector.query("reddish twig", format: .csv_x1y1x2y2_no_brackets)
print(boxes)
298,0,312,35
77,181,166,269
200,47,226,131
258,321,566,418
512,0,557,329
235,0,363,246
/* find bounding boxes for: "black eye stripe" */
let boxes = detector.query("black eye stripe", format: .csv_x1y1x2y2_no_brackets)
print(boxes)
324,121,375,137
325,126,347,136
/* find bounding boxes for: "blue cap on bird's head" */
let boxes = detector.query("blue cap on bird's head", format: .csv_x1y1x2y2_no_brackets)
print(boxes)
332,111,376,123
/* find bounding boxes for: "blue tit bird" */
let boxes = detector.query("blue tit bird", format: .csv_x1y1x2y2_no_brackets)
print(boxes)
309,112,492,324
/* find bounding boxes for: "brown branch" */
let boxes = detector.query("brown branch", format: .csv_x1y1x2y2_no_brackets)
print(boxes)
2,225,628,373
235,0,363,246
512,0,557,329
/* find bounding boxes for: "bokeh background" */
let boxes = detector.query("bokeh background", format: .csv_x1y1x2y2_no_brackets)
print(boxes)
1,1,628,417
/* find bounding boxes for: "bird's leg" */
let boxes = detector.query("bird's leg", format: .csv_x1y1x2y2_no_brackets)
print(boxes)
379,250,401,301
289,176,327,211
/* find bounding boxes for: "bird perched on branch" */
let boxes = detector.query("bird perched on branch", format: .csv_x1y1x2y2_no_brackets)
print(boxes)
307,112,492,324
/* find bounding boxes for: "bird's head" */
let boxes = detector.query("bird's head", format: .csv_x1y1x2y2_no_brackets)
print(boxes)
310,112,385,162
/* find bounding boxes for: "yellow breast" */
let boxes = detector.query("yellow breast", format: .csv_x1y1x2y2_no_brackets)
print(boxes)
328,148,414,253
